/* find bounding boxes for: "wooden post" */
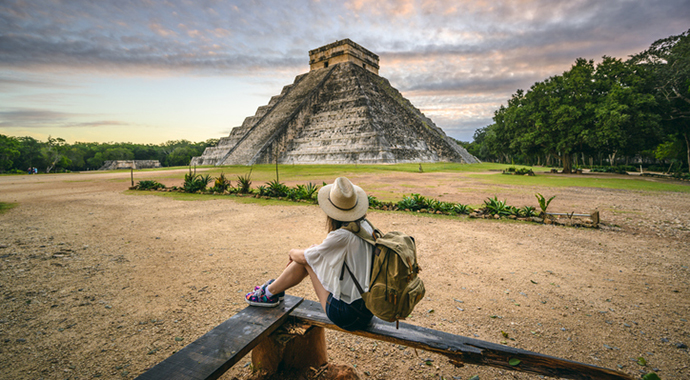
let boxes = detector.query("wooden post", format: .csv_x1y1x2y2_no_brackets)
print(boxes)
590,211,599,227
131,168,134,187
252,322,327,377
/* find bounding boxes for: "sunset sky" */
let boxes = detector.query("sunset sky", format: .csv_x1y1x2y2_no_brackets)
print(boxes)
1,0,689,144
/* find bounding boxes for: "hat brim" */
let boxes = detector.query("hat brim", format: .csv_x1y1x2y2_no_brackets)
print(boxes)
318,183,369,222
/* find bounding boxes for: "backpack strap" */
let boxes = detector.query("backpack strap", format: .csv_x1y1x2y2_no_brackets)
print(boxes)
339,219,380,296
341,261,365,295
341,219,381,246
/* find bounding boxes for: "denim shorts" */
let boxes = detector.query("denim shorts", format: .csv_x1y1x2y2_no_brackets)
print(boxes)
325,294,373,331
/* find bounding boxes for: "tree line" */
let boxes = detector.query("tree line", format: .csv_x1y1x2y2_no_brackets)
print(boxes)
461,29,690,174
0,136,218,173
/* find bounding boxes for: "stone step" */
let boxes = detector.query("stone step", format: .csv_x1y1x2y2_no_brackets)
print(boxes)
219,68,333,165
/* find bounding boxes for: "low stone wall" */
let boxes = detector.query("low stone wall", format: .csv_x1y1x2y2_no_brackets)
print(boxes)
98,160,162,170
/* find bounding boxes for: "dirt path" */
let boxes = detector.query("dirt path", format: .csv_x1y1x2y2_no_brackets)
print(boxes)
0,170,688,379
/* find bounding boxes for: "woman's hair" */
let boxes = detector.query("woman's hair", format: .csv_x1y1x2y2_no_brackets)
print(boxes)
326,216,344,233
326,215,366,233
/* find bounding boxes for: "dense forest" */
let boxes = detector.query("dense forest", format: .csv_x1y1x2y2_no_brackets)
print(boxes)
460,29,690,174
0,137,218,173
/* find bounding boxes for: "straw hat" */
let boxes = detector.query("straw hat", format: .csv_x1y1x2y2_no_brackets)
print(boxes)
318,177,369,222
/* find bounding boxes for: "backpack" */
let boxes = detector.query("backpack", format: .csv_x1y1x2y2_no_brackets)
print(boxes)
341,219,425,328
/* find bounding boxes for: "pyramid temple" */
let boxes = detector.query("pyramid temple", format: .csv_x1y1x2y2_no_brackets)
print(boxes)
190,39,479,166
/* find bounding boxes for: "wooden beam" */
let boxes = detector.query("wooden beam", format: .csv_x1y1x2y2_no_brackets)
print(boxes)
289,299,634,380
135,295,303,380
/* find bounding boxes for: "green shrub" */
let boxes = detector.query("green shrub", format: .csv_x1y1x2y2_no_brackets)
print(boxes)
483,196,512,217
535,193,555,216
518,206,537,217
452,203,473,215
256,185,268,196
503,167,534,176
237,170,253,194
397,194,426,211
135,180,165,190
183,168,212,193
428,199,455,214
264,180,290,198
292,182,319,201
367,195,382,208
590,166,631,174
211,172,232,193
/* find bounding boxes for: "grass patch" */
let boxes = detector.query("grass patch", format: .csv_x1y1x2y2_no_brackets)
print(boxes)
129,163,688,194
466,172,690,193
162,163,520,183
124,190,312,207
0,202,18,214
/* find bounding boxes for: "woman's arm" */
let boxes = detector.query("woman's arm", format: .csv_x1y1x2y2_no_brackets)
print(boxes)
289,248,307,265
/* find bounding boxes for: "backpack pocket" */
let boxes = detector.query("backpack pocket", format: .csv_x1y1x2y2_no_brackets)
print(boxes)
396,276,425,320
361,283,397,322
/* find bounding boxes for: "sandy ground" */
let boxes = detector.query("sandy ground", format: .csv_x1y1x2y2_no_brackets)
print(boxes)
0,169,688,380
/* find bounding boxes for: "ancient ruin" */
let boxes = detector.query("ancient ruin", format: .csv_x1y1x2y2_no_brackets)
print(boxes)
191,39,478,166
98,160,162,170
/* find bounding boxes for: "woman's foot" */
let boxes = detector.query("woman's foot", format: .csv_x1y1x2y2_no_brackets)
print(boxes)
253,279,285,300
245,282,281,307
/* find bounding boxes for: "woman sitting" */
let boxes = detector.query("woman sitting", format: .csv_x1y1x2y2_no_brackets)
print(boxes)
245,177,374,331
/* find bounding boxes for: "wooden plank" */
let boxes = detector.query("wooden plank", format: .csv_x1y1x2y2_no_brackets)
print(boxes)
135,295,303,380
290,299,634,380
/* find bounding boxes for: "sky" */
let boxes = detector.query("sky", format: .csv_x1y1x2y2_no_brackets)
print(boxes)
1,0,689,144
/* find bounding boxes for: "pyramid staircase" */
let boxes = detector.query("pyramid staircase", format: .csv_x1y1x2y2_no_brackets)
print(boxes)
191,62,478,166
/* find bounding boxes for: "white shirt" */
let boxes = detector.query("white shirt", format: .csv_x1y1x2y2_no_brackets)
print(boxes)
304,221,374,304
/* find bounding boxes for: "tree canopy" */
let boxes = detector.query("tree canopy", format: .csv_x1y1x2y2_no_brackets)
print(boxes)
0,137,218,173
467,28,689,174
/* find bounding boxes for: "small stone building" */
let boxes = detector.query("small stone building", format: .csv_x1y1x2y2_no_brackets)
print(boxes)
98,160,162,170
191,39,478,166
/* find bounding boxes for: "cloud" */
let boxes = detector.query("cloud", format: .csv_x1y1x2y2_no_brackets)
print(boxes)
0,74,81,91
1,0,687,77
1,0,688,142
0,108,77,124
0,107,126,129
65,120,127,128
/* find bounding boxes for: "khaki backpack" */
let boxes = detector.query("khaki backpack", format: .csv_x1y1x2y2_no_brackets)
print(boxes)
341,219,425,327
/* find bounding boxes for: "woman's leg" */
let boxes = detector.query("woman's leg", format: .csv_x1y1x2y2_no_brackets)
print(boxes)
304,265,330,312
267,261,308,295
266,260,330,312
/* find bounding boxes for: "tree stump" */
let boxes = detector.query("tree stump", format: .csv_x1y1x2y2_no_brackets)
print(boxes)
251,321,328,376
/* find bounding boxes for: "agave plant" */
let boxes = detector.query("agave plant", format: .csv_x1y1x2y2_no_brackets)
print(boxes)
286,187,299,200
483,196,512,217
212,172,231,192
367,195,382,209
518,205,537,218
452,203,473,215
427,199,454,214
535,193,556,217
256,185,268,196
301,182,319,200
397,195,420,211
265,179,290,198
411,194,429,210
236,170,253,194
136,180,165,190
183,168,213,193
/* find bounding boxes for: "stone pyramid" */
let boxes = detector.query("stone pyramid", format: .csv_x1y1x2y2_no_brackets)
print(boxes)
191,39,478,166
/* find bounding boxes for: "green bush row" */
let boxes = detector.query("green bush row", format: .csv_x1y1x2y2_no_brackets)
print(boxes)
134,172,559,220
